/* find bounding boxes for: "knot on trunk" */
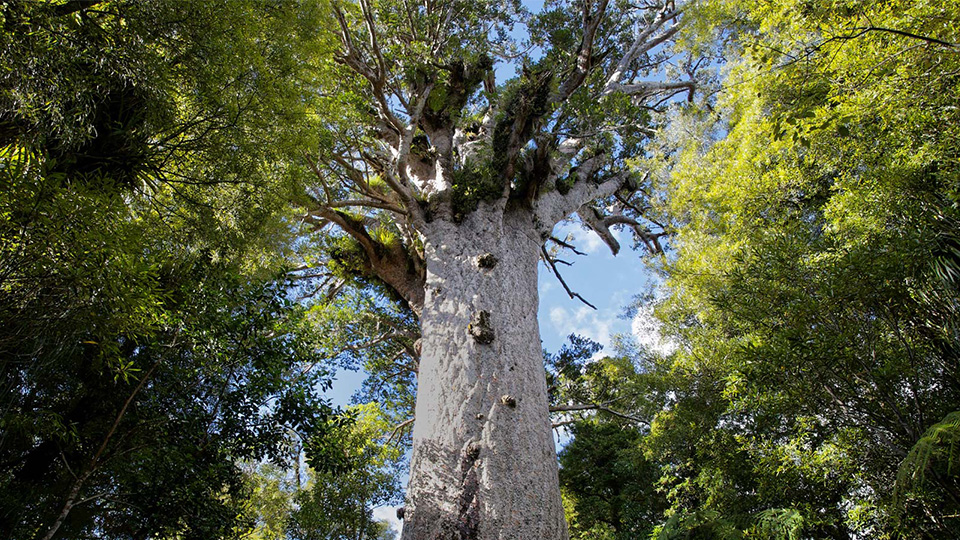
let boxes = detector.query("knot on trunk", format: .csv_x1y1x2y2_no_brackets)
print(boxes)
500,395,517,408
475,253,498,269
468,310,494,344
455,441,482,540
460,441,481,471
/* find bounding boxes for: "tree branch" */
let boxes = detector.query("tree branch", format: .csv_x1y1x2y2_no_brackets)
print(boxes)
843,26,959,49
327,199,406,213
535,169,632,232
386,417,415,446
541,246,597,310
549,403,649,426
333,3,404,134
575,192,664,256
50,0,102,17
41,356,164,540
601,5,681,95
547,235,587,256
615,80,695,98
602,214,664,253
554,0,612,102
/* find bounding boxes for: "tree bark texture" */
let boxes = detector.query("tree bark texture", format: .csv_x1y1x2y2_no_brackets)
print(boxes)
401,203,566,540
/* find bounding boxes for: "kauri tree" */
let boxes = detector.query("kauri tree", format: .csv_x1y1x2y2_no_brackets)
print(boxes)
301,0,700,537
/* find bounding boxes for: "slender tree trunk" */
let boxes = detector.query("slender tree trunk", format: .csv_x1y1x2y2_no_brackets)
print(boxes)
401,203,567,540
38,357,161,540
39,470,90,540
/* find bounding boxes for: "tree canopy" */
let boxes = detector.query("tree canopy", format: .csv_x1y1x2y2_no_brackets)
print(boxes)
1,1,338,538
553,1,960,538
4,0,960,539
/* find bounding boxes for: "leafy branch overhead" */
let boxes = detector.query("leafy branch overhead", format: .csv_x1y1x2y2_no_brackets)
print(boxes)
299,0,697,314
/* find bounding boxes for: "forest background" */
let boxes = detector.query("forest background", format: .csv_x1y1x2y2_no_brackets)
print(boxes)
1,0,959,539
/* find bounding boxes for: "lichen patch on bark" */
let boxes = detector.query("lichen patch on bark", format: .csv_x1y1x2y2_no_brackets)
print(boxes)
468,310,495,344
475,252,498,269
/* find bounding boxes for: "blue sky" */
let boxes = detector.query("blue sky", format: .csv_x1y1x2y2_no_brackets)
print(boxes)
539,223,654,354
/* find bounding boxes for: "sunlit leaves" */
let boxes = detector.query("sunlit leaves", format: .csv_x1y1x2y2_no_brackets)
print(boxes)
636,0,960,537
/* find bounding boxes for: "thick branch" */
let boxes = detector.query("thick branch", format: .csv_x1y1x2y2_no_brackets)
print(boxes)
535,169,631,232
395,85,438,214
615,80,695,98
333,3,404,134
602,5,681,95
358,0,388,79
576,197,664,256
577,206,622,255
554,0,612,102
602,214,664,253
542,7,687,196
328,199,406,213
313,207,426,316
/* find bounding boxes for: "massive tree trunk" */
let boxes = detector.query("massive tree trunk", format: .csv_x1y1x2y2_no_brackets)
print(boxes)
401,203,566,540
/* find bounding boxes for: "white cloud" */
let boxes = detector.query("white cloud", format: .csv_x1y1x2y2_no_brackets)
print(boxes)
551,221,603,255
631,305,677,356
549,305,617,354
549,218,640,260
539,280,556,294
579,230,604,254
574,223,636,257
548,306,568,329
372,505,403,537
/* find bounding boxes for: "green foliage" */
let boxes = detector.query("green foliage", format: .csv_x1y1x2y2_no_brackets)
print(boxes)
1,0,329,260
443,64,558,217
0,1,340,538
894,411,960,531
546,335,674,539
633,0,960,538
546,334,672,426
897,412,960,494
299,272,418,428
651,509,740,540
243,462,297,540
291,403,402,540
545,334,603,398
423,57,495,130
0,260,335,539
750,508,804,540
450,158,504,219
242,406,402,540
560,422,667,540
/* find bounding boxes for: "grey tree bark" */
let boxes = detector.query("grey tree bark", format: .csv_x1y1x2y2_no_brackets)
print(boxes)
401,204,564,539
